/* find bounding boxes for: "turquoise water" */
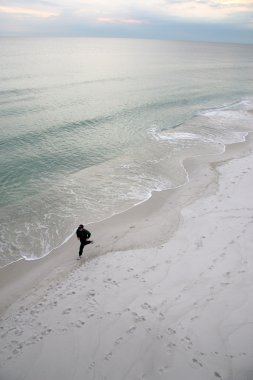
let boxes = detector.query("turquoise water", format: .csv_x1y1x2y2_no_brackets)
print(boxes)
1,38,253,267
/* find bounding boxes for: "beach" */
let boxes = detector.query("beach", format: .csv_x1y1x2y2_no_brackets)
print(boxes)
1,38,253,269
1,131,253,380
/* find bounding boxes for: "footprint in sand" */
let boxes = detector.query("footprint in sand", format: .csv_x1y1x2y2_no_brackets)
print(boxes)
195,239,203,249
62,307,72,315
158,365,169,374
86,290,96,298
166,342,176,352
114,337,123,346
181,336,193,350
167,328,176,335
190,315,199,321
132,312,146,323
104,352,112,361
14,329,23,337
127,326,136,334
67,291,76,295
12,344,23,356
88,361,95,371
141,302,157,313
221,282,230,287
192,358,203,368
41,328,52,336
75,320,85,328
158,312,165,321
138,375,147,380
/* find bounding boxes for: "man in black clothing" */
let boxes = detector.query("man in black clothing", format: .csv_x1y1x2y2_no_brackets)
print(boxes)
76,224,93,259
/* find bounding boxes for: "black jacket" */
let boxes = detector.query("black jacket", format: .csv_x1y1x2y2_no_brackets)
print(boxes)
76,228,91,242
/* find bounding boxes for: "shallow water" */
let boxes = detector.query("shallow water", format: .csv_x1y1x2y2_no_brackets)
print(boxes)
1,38,253,267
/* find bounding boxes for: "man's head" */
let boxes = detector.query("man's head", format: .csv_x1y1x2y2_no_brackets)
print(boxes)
79,224,84,229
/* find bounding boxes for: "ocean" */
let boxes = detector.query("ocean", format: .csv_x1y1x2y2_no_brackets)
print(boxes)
1,37,253,267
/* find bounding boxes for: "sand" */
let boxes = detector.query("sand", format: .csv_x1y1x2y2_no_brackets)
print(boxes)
1,134,253,380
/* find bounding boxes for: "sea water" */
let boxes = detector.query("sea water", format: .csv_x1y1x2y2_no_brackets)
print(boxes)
1,38,253,267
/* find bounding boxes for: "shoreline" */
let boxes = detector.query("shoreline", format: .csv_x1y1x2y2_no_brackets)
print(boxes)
1,127,249,272
1,100,252,271
0,131,253,315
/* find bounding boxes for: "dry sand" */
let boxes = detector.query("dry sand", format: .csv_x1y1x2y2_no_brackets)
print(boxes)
1,134,253,380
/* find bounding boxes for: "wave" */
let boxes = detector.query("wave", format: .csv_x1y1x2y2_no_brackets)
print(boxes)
0,75,133,102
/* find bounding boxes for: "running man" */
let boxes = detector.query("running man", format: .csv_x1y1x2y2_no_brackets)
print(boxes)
76,224,93,259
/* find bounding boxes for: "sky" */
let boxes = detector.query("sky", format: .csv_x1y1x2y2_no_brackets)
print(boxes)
0,0,252,43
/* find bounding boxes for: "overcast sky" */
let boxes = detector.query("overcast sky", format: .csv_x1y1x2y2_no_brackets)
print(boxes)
0,0,252,43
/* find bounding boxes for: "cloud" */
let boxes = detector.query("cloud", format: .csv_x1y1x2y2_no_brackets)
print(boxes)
96,17,145,25
0,5,58,17
159,0,253,22
0,0,252,42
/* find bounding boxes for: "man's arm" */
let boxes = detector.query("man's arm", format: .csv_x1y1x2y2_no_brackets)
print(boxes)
85,229,91,239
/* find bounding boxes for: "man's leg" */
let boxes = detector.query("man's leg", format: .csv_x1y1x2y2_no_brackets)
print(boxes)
79,241,85,257
79,240,93,258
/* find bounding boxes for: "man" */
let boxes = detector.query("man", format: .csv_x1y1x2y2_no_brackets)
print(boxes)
76,224,93,259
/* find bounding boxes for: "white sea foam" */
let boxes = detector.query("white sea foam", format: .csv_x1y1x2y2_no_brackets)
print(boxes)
200,98,253,121
149,129,216,145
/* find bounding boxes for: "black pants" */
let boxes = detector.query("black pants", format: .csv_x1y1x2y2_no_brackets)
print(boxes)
79,240,92,257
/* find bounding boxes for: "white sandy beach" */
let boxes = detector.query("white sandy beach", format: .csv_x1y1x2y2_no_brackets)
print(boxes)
1,135,253,380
